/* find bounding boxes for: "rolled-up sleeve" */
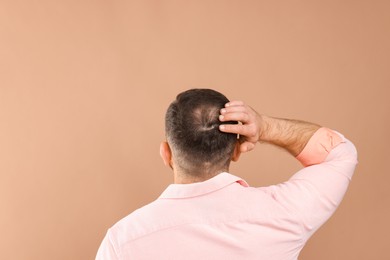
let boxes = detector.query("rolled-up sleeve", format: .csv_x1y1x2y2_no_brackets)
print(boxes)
266,127,358,241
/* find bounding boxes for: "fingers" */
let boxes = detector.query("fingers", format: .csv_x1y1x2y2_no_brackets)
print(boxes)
219,100,260,153
219,101,253,134
220,99,261,140
225,100,244,107
219,123,253,136
220,105,246,114
219,112,250,124
220,101,253,124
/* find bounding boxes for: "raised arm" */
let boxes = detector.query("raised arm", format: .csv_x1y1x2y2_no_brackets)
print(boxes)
218,100,321,156
219,100,358,238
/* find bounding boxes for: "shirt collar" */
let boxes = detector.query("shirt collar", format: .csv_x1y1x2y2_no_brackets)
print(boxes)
158,172,249,199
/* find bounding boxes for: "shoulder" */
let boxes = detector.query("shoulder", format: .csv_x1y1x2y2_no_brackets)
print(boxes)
109,199,168,247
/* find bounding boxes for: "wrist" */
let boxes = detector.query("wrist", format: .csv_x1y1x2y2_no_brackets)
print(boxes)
257,114,274,143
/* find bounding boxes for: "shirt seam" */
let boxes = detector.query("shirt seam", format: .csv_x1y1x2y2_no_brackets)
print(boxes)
108,228,122,259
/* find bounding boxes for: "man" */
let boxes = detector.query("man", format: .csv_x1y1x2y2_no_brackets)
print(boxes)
96,89,358,259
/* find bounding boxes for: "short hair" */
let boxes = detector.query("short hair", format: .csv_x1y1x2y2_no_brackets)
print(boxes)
165,89,238,176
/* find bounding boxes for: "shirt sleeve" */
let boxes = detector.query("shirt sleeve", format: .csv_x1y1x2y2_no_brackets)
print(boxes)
95,229,119,260
264,127,358,241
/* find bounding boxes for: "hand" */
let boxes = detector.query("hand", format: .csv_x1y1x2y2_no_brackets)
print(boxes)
219,101,264,153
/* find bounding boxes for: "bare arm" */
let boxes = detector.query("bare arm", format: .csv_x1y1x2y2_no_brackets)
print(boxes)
219,101,321,156
219,101,358,238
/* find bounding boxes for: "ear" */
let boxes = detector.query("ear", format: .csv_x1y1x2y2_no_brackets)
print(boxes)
231,142,242,162
160,141,173,169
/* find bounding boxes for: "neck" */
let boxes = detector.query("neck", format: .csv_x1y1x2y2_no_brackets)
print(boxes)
173,169,227,184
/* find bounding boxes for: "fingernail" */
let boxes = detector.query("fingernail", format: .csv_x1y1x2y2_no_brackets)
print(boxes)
219,125,225,130
219,115,224,121
221,108,226,114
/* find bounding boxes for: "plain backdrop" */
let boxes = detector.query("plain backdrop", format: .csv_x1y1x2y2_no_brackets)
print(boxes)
1,1,389,259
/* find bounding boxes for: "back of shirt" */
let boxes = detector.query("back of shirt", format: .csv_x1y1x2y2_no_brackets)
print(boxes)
118,183,306,259
96,129,358,260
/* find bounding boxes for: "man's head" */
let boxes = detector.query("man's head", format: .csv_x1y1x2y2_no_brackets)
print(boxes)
161,89,240,179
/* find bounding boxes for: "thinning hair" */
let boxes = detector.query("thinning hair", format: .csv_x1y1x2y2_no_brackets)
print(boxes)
165,89,238,176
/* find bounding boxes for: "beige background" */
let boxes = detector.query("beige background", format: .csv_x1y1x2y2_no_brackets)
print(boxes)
1,1,389,259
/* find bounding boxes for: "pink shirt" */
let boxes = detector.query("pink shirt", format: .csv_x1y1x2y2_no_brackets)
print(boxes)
96,128,358,259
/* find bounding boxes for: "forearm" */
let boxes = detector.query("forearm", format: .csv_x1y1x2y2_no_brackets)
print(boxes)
219,101,321,156
258,115,321,157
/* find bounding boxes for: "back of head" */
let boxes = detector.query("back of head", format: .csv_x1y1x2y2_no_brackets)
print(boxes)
165,89,237,176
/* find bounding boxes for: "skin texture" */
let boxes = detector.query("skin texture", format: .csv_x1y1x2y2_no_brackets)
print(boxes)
161,100,321,184
219,101,321,156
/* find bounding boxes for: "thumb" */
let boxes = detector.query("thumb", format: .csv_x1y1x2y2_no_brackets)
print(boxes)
240,142,256,153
